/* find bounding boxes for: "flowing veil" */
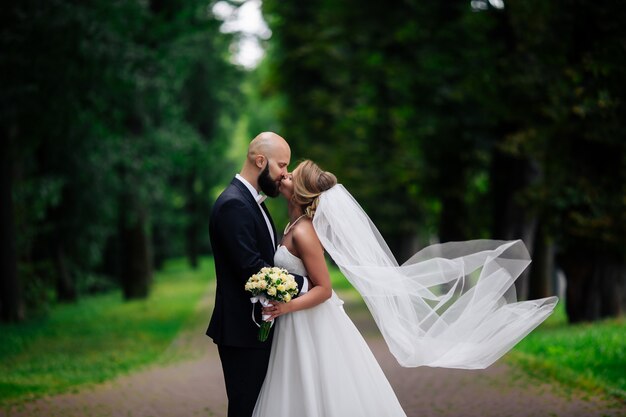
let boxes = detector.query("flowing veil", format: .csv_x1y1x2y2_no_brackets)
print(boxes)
312,184,558,369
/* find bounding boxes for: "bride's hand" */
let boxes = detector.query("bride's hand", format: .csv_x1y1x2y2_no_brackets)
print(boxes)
263,301,290,321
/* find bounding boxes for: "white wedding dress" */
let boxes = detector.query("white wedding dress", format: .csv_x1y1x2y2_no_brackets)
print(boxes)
252,245,407,417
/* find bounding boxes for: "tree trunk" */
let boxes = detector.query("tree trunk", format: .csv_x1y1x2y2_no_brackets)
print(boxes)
0,126,22,322
486,7,541,300
151,224,166,271
598,259,626,319
386,233,423,265
121,202,152,300
528,221,555,299
101,233,122,279
439,194,467,243
186,223,199,269
490,149,539,299
54,242,77,302
185,172,199,270
559,245,626,323
437,194,468,295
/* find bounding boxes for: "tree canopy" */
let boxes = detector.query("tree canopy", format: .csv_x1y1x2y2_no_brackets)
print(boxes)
1,0,240,320
261,0,626,321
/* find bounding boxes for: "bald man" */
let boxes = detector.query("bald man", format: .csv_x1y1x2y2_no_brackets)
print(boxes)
206,132,309,417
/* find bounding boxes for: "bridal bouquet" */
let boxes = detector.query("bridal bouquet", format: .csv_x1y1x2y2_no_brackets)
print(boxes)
245,267,298,341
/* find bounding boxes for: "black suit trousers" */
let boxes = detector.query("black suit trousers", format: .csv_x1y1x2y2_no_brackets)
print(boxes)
218,344,272,417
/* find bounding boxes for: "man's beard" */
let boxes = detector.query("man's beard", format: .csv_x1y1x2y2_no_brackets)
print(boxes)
258,164,281,197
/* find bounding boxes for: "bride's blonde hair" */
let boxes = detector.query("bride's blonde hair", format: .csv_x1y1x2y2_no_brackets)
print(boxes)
292,160,337,219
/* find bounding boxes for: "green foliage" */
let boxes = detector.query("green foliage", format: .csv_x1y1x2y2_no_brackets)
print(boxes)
498,0,626,253
0,257,212,406
4,0,624,326
2,0,241,315
259,1,524,263
511,302,626,400
261,0,626,243
261,0,626,322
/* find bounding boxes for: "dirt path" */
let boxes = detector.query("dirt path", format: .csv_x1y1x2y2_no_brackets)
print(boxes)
2,291,624,417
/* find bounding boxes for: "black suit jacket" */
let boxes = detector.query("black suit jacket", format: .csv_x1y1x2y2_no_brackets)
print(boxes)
206,177,304,348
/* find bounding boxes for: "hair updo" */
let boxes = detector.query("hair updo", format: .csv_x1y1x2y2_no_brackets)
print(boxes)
291,160,337,219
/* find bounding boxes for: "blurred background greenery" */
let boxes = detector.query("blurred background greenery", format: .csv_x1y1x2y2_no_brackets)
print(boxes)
0,0,624,405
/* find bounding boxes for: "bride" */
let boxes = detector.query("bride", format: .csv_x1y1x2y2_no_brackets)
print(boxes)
254,160,557,416
254,160,407,416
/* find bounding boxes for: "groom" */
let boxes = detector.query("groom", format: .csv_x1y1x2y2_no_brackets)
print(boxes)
206,132,309,417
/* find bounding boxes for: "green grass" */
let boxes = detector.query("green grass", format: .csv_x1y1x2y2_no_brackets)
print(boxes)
328,260,356,290
0,258,349,407
509,301,626,401
0,257,213,406
4,257,624,406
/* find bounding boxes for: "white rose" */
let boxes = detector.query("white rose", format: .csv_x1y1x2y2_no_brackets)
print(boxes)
283,293,292,303
277,284,286,292
267,287,277,296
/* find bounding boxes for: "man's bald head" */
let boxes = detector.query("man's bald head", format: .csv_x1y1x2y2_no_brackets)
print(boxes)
247,132,290,163
240,132,292,196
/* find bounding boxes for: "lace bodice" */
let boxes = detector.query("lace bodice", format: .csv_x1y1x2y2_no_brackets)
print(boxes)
274,245,307,276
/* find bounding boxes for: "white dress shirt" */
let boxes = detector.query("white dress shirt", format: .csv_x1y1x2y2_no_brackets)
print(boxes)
235,174,275,248
234,174,308,294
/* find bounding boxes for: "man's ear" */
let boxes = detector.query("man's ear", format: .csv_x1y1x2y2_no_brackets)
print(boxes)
255,155,266,169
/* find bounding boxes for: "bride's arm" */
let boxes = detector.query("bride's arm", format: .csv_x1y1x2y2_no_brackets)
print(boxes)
264,220,332,320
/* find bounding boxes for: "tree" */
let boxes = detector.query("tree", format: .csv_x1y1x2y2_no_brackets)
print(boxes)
0,130,21,321
499,0,626,321
262,0,626,322
0,0,240,316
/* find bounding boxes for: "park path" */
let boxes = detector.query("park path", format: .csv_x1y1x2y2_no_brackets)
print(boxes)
2,290,624,417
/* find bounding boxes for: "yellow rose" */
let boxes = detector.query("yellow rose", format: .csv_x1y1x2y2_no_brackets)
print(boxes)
283,293,292,303
277,284,286,292
267,287,277,296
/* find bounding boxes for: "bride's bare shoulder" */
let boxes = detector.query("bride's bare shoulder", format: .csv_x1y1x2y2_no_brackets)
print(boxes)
292,219,322,250
292,217,314,237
